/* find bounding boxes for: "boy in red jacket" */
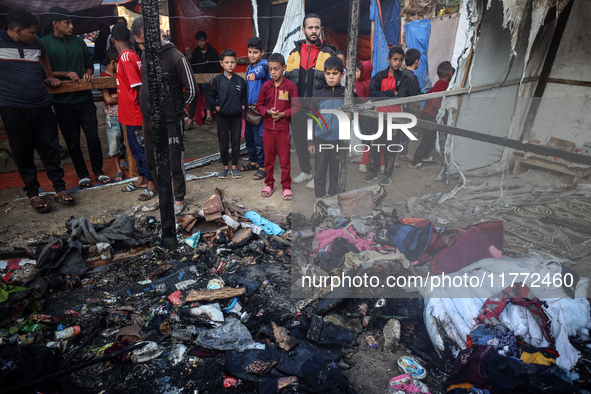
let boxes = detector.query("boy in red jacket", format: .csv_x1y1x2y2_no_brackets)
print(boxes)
256,53,300,200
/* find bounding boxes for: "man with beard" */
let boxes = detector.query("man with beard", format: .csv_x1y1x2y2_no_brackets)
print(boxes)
285,13,335,189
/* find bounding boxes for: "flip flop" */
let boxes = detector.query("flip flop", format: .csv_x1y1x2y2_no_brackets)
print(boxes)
261,186,276,197
113,172,124,182
282,189,292,201
54,190,75,205
98,175,111,184
30,196,50,213
79,178,91,188
138,188,157,201
122,183,137,192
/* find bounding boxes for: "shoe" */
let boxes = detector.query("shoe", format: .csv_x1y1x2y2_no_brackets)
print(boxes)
218,169,229,179
379,176,392,186
142,200,159,212
174,203,186,215
380,165,385,174
231,169,242,179
293,172,313,184
305,179,314,189
358,164,367,173
362,173,378,183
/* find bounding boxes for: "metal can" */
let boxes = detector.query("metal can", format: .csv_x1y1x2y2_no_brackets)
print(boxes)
17,332,42,346
54,325,81,340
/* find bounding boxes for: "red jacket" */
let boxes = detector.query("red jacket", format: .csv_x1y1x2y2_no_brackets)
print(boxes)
421,80,449,119
256,77,300,131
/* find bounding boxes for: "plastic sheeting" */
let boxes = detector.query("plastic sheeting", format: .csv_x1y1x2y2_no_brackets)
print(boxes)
404,18,433,93
370,0,390,76
381,0,401,46
271,0,304,61
416,257,591,370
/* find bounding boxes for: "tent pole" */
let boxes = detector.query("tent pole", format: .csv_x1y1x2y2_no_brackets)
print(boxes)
370,20,375,61
339,0,361,194
142,0,178,250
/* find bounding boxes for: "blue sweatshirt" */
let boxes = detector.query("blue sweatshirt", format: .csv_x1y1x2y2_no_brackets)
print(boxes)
246,59,269,105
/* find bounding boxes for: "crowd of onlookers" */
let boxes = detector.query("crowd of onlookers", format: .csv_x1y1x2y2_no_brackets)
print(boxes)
0,6,453,213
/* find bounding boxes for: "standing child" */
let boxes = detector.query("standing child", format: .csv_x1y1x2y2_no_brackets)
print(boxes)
241,37,269,181
256,53,300,200
208,49,247,179
398,48,422,162
408,61,454,169
100,46,124,182
309,56,345,201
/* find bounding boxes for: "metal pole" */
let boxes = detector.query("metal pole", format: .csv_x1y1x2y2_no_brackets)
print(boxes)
338,0,361,193
142,0,178,250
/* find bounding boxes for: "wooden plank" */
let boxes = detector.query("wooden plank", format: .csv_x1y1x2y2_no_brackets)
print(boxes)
547,78,591,88
185,287,246,302
513,152,591,177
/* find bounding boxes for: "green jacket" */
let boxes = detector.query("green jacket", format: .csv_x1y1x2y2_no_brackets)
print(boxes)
41,33,94,105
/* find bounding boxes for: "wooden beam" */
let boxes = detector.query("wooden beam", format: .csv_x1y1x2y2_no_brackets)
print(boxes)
547,78,591,88
185,287,246,302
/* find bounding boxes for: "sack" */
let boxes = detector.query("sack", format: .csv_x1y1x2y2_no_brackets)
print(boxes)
245,104,263,126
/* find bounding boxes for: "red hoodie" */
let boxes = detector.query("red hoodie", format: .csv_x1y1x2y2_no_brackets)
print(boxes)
354,60,373,101
256,77,301,131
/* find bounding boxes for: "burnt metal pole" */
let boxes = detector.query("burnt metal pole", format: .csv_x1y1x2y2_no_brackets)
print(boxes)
338,0,361,193
142,0,178,250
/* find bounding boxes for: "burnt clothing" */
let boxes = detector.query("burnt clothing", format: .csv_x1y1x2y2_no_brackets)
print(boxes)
190,43,221,74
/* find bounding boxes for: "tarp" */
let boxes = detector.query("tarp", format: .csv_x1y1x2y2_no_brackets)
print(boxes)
404,18,432,93
381,0,401,46
0,0,103,12
271,0,304,61
370,0,390,76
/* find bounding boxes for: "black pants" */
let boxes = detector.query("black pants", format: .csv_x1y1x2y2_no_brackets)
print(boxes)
314,138,339,198
291,112,312,174
0,106,66,198
368,115,402,177
411,113,437,166
188,83,211,121
143,118,186,202
217,114,242,166
53,100,103,179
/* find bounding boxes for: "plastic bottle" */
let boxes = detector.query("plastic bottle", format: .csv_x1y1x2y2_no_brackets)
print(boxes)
293,229,314,240
54,325,81,340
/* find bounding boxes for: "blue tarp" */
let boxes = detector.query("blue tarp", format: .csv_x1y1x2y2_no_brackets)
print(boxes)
404,18,433,93
370,0,390,76
381,0,401,46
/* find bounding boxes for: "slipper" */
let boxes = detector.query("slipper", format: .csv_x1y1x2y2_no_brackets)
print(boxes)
138,188,157,201
422,156,436,162
54,190,75,205
398,155,411,161
113,172,124,182
122,183,137,192
261,186,276,198
253,169,267,180
98,175,111,184
79,178,91,188
184,123,196,131
142,200,159,212
30,196,50,213
407,163,427,170
240,163,258,171
174,203,186,215
282,189,292,201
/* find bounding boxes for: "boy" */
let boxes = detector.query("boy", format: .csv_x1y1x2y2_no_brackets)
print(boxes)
256,53,300,200
42,6,108,187
241,37,269,180
208,49,247,179
111,23,156,201
398,48,422,161
363,46,405,187
188,30,221,127
309,56,345,201
100,46,124,182
0,7,74,212
408,61,454,169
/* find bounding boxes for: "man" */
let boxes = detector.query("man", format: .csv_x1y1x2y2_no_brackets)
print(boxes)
42,6,108,188
0,8,74,212
132,17,196,214
285,13,335,188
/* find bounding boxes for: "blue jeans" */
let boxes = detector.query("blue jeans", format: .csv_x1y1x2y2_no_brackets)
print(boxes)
244,120,264,167
124,124,153,181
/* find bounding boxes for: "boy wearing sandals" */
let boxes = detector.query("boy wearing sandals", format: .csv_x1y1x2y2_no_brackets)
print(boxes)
208,49,247,179
0,8,74,212
256,53,300,201
241,37,269,181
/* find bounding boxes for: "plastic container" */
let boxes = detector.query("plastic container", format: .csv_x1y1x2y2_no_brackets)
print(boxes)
207,277,225,290
54,325,81,340
397,356,426,380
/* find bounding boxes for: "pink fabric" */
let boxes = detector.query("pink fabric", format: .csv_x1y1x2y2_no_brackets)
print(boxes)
316,227,375,252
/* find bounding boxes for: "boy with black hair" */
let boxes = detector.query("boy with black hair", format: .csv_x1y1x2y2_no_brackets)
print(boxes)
409,61,454,169
256,53,300,200
241,36,269,180
363,46,405,187
42,6,108,188
309,56,345,201
188,30,220,127
208,49,247,179
0,7,74,212
398,48,422,161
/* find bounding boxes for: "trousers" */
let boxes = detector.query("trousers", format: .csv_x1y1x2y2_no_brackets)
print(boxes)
263,128,291,190
217,114,242,166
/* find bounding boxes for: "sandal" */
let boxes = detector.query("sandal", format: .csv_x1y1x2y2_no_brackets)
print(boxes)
141,200,159,212
240,163,258,172
174,203,186,215
399,155,411,161
184,122,196,131
30,196,50,213
204,117,213,124
138,188,157,201
98,175,111,184
113,172,124,182
261,186,276,198
54,190,75,205
282,189,292,200
78,178,91,188
252,169,267,180
122,183,137,192
407,163,427,170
